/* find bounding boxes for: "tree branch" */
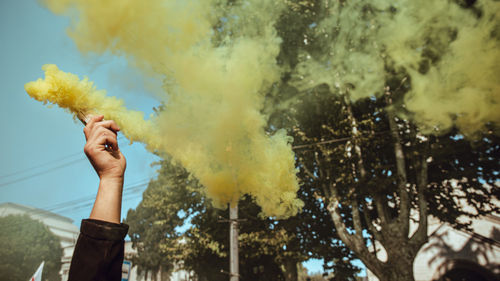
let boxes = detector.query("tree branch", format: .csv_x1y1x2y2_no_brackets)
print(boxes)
327,185,383,275
410,151,429,249
343,94,372,244
327,187,354,248
351,198,363,237
362,200,383,243
344,96,367,180
386,107,410,238
314,151,324,180
373,194,389,227
300,159,317,180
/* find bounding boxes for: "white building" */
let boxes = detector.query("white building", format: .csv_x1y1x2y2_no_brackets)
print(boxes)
0,202,193,281
366,214,500,281
0,202,79,281
123,241,195,281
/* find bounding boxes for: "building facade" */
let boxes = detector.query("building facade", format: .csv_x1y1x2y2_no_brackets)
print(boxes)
0,202,193,281
366,214,500,281
0,202,80,281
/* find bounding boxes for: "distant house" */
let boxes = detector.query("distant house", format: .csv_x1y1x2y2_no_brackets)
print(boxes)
0,202,194,281
0,202,79,281
366,214,500,281
123,241,195,281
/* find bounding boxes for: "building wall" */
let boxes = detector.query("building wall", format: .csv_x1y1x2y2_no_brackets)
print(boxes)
366,215,500,281
123,242,195,281
0,202,80,281
0,203,194,281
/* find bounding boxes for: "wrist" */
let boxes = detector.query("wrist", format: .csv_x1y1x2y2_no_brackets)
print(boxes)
92,176,124,224
99,175,124,189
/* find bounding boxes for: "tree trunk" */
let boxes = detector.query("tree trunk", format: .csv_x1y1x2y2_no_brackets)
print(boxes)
366,240,417,281
378,259,415,281
283,259,298,281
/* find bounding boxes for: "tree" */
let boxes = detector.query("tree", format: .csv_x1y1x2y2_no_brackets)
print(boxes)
265,0,499,280
126,157,360,281
282,87,498,281
130,1,499,280
0,215,63,281
126,159,296,281
125,158,196,280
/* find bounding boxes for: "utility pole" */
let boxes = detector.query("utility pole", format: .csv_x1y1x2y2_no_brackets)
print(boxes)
219,202,244,280
229,203,239,281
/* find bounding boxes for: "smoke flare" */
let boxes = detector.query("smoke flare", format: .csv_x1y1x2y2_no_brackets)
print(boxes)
26,0,499,216
25,64,161,148
26,0,303,218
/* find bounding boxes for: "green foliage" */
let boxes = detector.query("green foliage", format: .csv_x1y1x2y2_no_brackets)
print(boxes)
127,155,360,280
128,1,499,280
267,1,499,279
282,83,498,280
0,215,63,281
127,158,289,281
290,82,498,226
125,158,198,277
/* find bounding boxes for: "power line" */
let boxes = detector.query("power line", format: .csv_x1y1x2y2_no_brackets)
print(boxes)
41,178,152,212
0,135,126,180
53,184,149,215
0,158,85,188
1,178,153,227
0,152,83,180
292,136,352,150
49,181,150,214
0,135,127,188
291,131,388,150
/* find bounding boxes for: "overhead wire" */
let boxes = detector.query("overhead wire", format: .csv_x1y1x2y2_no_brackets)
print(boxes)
42,177,152,212
1,177,153,228
2,131,387,221
0,151,83,180
0,158,86,188
1,126,384,188
292,131,388,150
50,180,150,214
0,135,126,188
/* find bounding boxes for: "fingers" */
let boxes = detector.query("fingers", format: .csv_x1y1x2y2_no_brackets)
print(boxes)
83,115,121,152
84,115,103,140
98,120,121,132
97,131,119,151
90,126,119,150
83,115,121,140
84,129,120,159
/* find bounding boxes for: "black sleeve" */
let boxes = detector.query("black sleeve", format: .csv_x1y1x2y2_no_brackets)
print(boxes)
68,219,129,281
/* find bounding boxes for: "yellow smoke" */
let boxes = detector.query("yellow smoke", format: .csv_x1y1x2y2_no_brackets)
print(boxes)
395,0,500,135
25,64,161,148
27,0,303,217
292,0,500,136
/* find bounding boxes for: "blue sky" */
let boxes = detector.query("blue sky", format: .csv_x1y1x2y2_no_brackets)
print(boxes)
0,1,159,224
0,0,366,275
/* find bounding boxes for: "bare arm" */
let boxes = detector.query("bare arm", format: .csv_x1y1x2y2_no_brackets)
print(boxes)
83,115,127,224
67,115,127,280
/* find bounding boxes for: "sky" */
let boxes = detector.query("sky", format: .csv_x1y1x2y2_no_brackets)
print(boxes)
0,1,160,225
0,0,342,275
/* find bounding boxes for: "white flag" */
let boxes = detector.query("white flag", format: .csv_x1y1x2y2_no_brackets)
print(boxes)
29,261,44,281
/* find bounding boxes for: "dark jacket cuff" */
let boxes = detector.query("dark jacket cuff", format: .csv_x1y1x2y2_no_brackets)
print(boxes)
80,219,129,241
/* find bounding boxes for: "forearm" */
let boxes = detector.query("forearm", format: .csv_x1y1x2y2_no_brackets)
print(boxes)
89,176,124,224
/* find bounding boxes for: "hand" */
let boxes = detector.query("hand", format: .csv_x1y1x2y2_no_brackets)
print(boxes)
83,115,126,181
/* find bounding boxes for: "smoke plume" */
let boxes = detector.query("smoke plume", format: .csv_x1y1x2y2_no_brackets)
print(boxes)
26,0,499,216
26,0,303,218
292,0,500,136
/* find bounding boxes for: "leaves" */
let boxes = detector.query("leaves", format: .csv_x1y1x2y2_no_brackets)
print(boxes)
0,215,63,281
